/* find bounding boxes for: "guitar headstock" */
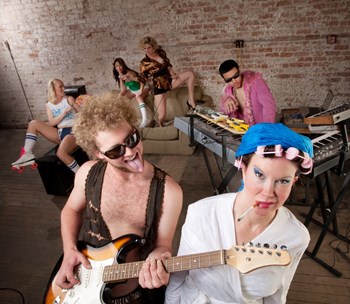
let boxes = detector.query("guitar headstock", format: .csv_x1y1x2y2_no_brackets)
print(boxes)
225,245,291,273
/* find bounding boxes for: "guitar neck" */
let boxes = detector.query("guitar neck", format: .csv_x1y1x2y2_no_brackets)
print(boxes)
102,249,225,283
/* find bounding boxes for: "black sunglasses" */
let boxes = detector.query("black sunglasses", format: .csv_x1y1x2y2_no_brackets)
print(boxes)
101,128,141,159
224,71,240,83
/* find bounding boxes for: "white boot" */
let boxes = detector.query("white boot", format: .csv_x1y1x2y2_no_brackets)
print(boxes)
11,148,35,166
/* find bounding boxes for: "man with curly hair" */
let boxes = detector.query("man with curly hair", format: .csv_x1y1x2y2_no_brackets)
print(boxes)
54,92,183,304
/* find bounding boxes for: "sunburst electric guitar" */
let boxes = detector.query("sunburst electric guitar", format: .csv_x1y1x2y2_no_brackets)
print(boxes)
43,234,290,304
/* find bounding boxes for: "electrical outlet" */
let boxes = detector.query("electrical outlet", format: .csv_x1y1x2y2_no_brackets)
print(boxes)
327,35,337,44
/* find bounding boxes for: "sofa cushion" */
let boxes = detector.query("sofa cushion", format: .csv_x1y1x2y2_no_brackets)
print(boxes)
165,86,204,121
141,125,179,141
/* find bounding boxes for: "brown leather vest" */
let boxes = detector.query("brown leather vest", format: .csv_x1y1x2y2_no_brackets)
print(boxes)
82,160,167,260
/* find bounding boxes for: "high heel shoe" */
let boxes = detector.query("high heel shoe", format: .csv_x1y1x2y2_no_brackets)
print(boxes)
186,101,196,111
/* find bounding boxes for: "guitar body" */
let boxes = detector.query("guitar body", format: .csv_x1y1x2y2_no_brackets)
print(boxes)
43,234,144,304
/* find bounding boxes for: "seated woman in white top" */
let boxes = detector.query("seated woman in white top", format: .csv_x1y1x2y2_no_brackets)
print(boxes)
11,79,80,173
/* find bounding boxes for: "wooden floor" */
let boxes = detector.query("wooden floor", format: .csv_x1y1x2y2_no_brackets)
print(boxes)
0,129,349,303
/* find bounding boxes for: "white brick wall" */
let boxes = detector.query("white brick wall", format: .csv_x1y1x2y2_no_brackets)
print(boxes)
0,0,349,127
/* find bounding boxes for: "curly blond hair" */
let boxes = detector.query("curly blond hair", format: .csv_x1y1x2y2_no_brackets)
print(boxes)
73,92,138,157
139,36,159,50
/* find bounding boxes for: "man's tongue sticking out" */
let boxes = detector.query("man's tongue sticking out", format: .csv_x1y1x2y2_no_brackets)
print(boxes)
127,156,144,172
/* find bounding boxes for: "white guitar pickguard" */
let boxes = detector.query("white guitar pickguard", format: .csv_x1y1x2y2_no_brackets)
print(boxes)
53,257,114,304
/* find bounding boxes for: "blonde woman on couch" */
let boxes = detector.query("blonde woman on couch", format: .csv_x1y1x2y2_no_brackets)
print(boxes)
139,36,196,127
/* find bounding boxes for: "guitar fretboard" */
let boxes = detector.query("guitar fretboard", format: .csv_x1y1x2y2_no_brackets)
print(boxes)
102,250,225,282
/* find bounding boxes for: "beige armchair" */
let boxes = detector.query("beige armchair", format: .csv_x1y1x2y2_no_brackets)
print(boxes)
129,86,214,155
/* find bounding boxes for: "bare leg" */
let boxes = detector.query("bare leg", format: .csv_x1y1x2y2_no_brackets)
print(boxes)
154,94,167,127
140,87,151,100
171,70,196,108
135,95,145,106
119,90,135,100
56,134,78,166
27,120,60,144
12,120,60,166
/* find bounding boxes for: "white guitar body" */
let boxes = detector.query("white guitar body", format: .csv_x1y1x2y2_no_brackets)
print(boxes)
51,258,113,304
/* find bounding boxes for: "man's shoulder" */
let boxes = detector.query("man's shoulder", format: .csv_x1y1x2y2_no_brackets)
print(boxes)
243,70,263,81
79,160,103,180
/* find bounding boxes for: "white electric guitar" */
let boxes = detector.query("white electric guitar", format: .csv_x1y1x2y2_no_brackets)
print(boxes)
43,234,290,304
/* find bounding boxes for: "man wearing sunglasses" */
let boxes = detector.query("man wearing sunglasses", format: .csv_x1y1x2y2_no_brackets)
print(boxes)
54,92,183,303
218,59,276,126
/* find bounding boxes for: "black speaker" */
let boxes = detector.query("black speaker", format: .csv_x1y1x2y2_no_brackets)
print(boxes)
64,85,87,99
37,146,89,196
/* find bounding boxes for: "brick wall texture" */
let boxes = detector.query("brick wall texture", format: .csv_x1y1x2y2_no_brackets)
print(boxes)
0,0,349,128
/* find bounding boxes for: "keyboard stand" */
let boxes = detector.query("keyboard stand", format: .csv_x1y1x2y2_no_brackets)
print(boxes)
187,115,239,195
303,122,350,277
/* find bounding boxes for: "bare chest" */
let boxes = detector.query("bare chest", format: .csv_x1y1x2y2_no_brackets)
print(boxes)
100,178,151,239
235,88,246,109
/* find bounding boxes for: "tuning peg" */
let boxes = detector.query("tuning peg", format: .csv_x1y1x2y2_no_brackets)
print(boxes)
248,242,254,247
263,243,270,248
272,244,278,249
255,243,261,248
280,245,288,251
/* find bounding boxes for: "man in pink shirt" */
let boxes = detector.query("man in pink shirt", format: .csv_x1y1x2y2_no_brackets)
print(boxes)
218,59,277,125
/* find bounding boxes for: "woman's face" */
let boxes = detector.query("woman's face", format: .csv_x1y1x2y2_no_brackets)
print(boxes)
241,154,298,216
54,81,65,98
114,62,123,74
143,43,155,57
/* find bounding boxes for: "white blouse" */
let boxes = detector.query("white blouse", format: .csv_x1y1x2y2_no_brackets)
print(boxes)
165,193,310,304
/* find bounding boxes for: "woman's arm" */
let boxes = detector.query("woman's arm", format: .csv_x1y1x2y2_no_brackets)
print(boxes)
67,95,79,113
125,70,141,83
46,102,73,126
118,74,128,95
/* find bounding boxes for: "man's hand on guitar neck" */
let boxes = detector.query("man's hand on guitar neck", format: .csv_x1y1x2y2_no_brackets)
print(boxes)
55,248,92,289
139,251,171,289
